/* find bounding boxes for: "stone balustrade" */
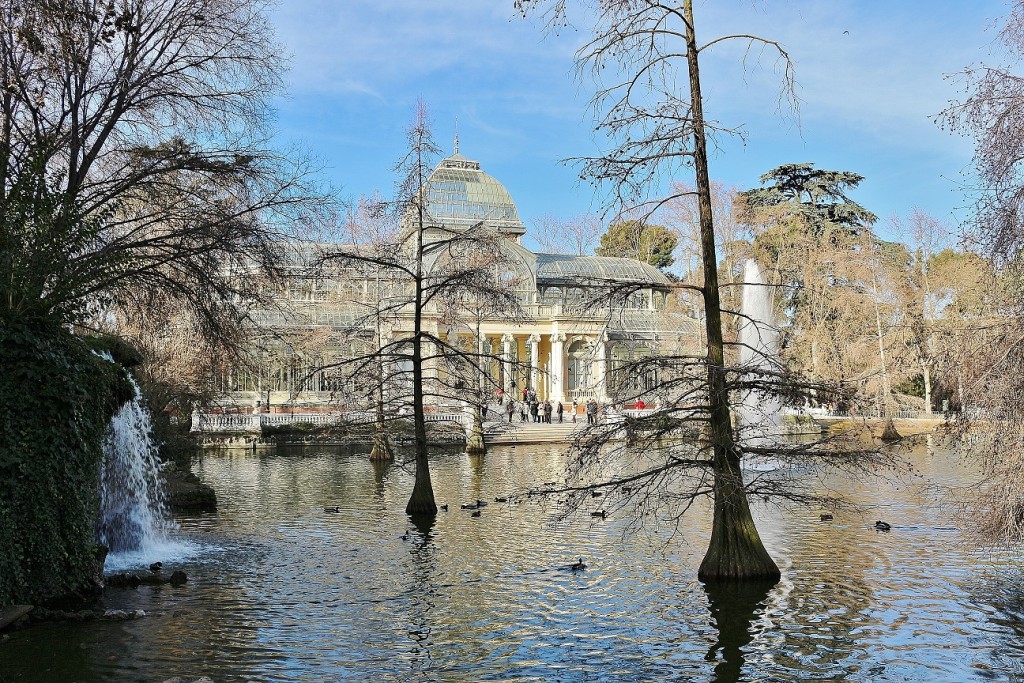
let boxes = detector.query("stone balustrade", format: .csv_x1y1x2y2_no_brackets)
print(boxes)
191,410,469,433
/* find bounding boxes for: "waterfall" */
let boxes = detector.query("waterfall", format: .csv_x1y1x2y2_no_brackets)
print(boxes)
736,259,781,434
95,373,174,560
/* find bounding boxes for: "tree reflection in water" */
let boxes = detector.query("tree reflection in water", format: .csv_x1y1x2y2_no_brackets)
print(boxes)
404,513,439,674
703,579,776,683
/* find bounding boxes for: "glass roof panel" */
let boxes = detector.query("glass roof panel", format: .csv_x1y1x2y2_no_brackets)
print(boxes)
535,253,672,285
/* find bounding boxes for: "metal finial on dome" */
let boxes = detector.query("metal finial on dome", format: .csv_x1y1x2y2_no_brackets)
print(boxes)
453,118,459,155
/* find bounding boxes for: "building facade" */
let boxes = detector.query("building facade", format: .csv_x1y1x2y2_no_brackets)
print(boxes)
214,147,700,413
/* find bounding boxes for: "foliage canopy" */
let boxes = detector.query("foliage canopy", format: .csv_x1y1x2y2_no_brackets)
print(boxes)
595,220,677,269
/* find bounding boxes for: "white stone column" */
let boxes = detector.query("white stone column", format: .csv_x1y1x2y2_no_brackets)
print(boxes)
550,332,566,404
502,333,516,395
595,332,608,401
528,333,541,395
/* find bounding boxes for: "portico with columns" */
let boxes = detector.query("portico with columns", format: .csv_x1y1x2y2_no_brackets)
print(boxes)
477,326,615,404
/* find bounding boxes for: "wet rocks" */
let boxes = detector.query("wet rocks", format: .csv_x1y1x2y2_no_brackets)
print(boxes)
162,464,217,512
106,570,187,588
102,609,147,620
0,605,34,631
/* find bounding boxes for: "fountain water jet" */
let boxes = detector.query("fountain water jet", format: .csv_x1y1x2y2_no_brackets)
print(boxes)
736,258,781,432
736,259,789,472
95,369,177,566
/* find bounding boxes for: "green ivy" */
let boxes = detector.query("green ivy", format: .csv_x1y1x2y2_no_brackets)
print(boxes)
0,316,133,607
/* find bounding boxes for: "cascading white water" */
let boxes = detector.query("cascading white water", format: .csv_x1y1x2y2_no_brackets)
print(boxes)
736,258,781,435
95,374,174,560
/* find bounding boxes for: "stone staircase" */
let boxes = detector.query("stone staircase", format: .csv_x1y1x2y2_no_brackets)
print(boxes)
483,410,584,445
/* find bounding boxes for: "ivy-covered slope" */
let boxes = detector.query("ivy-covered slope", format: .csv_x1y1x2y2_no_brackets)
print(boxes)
0,318,132,606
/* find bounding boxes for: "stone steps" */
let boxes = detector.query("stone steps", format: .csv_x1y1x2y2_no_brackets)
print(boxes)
483,417,584,444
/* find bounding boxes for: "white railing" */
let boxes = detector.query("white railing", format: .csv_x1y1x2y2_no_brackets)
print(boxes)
423,412,470,427
259,413,347,427
621,408,659,419
568,389,597,400
192,409,470,433
192,413,260,432
816,408,944,420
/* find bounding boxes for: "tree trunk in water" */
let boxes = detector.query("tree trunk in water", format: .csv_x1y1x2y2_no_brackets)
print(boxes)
684,0,779,583
880,418,902,442
700,456,781,581
406,338,436,516
465,405,486,455
369,400,393,461
405,153,436,517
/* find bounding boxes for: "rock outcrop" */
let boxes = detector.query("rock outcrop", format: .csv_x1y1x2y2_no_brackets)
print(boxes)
162,464,217,512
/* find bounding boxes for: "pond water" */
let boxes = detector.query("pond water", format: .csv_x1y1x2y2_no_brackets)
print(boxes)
2,438,1024,682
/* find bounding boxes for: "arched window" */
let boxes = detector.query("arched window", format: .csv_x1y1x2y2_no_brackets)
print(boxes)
567,339,593,392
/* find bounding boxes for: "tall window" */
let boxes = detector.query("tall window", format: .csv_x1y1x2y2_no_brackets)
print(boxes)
567,339,593,392
607,342,659,396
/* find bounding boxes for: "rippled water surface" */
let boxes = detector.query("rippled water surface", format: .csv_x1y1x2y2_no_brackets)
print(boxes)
3,439,1024,682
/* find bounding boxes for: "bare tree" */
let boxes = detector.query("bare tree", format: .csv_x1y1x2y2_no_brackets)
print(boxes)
0,0,324,341
530,213,603,255
518,0,889,582
664,179,748,318
322,106,530,515
939,1,1024,543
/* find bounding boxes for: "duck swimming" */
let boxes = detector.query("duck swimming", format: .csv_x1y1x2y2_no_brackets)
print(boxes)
323,506,340,513
820,513,834,521
570,558,587,571
874,520,892,531
591,510,607,519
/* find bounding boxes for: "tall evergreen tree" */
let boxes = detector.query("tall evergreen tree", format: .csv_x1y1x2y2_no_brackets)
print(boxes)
741,163,877,239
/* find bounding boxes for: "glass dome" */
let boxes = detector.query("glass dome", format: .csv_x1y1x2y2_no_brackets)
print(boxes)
423,152,526,236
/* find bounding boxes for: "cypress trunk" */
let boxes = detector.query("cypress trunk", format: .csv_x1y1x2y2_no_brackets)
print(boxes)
698,455,781,581
369,398,393,461
465,406,486,455
405,331,437,516
405,139,437,517
684,0,779,582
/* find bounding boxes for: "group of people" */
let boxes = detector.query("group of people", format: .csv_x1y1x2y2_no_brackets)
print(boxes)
504,390,566,424
494,387,604,426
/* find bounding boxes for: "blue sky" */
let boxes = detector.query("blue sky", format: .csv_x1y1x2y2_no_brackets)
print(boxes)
268,0,1012,247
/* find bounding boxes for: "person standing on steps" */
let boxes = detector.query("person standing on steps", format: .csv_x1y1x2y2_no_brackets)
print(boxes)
571,399,578,423
506,399,515,423
556,401,564,423
543,401,553,424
